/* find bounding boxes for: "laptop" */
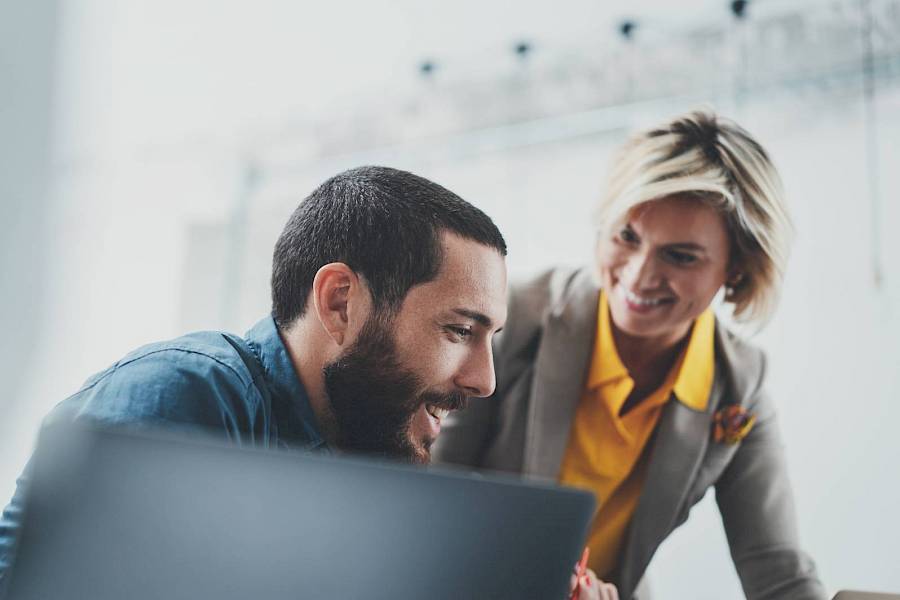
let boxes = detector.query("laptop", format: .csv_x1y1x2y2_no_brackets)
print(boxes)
6,422,595,600
833,593,900,599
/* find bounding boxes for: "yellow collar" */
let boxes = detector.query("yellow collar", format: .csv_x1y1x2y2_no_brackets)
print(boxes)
672,308,715,412
586,290,715,412
587,291,628,388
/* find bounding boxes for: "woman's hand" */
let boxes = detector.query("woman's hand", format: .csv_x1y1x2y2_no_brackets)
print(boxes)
569,567,619,600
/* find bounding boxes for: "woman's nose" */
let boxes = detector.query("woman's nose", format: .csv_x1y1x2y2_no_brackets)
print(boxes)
622,251,662,290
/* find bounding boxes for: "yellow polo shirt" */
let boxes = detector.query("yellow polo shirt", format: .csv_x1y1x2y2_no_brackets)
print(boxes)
558,291,715,578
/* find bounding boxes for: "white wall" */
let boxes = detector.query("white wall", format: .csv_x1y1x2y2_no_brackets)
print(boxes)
0,0,60,504
231,89,900,599
2,1,898,598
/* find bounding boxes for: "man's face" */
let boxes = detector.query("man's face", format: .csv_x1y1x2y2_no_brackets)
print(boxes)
323,232,508,464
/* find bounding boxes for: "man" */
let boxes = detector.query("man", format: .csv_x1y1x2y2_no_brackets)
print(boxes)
0,165,509,589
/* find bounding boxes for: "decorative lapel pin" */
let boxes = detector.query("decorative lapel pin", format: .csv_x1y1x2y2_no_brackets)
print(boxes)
713,405,756,444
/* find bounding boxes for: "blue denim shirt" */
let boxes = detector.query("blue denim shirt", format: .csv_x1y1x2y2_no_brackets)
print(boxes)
0,315,326,590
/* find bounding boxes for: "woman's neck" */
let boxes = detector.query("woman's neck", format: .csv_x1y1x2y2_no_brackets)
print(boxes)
612,321,692,394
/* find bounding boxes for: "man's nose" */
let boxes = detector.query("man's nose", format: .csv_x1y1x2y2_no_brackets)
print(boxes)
455,340,496,398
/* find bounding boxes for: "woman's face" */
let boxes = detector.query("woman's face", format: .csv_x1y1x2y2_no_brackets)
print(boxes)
597,195,733,344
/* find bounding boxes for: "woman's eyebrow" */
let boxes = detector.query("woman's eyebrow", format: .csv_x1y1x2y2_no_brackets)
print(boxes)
664,242,708,252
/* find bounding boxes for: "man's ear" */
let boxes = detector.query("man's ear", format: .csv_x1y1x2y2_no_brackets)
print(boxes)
311,263,365,347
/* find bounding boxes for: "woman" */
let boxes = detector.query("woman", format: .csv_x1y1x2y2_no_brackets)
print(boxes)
434,110,826,600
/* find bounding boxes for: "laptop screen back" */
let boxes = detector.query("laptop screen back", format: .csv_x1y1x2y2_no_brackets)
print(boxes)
8,423,594,600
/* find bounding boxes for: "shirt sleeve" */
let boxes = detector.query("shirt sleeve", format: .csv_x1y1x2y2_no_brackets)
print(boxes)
0,346,263,594
0,460,30,596
53,347,260,439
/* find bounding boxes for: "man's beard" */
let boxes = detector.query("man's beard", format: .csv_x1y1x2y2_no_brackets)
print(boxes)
322,314,468,464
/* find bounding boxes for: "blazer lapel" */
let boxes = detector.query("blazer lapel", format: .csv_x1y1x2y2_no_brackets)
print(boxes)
615,368,725,597
523,272,599,480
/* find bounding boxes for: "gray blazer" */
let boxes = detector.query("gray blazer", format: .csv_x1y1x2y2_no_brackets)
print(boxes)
434,267,825,600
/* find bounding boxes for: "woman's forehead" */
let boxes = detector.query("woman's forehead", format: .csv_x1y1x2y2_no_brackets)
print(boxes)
628,198,728,237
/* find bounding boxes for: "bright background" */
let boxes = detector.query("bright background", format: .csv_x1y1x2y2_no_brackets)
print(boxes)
2,0,899,597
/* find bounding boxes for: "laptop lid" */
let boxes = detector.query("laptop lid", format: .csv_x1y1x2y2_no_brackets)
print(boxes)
7,422,594,600
833,593,900,600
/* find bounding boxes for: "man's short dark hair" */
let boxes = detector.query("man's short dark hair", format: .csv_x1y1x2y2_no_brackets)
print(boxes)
271,166,507,328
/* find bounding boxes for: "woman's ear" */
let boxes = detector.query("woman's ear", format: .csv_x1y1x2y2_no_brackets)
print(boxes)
311,263,362,347
725,269,745,298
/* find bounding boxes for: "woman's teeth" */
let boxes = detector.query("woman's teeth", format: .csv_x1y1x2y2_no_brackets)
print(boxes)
624,289,667,306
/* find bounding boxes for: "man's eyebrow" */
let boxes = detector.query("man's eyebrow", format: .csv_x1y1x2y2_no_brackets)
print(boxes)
451,308,496,329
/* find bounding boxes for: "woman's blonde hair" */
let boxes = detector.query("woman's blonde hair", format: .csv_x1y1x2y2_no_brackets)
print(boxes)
596,109,792,324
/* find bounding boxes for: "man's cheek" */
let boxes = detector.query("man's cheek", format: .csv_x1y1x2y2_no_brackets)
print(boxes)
407,404,430,438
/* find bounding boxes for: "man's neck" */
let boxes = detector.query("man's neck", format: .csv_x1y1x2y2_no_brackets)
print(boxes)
278,320,338,445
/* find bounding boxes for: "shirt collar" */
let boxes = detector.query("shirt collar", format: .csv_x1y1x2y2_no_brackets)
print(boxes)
587,290,716,413
671,308,715,412
586,291,629,388
244,315,327,450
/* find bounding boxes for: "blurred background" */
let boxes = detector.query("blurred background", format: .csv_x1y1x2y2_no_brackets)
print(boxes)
2,0,898,597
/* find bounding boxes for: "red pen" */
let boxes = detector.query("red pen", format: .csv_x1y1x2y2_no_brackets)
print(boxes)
569,546,590,600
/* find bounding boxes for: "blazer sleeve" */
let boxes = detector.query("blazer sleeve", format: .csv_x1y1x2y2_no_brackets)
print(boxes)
715,352,827,600
433,268,556,468
432,388,499,467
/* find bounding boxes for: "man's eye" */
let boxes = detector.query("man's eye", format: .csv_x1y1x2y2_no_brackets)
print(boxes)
445,326,473,341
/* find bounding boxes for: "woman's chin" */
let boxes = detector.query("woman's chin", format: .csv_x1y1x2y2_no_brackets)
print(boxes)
611,304,671,338
616,313,696,346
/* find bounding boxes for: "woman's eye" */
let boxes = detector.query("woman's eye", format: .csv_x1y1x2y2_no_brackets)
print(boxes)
665,250,698,265
618,228,638,244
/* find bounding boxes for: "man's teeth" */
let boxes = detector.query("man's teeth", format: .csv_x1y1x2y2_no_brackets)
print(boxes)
624,289,666,306
426,405,450,420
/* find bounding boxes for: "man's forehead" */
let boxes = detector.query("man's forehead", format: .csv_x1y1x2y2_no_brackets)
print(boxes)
432,297,507,333
406,234,508,324
438,234,506,286
429,276,507,322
